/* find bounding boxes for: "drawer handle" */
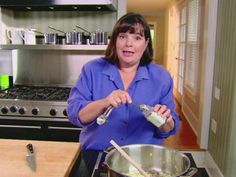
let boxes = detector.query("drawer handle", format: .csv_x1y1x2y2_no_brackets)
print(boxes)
0,125,41,129
48,126,81,131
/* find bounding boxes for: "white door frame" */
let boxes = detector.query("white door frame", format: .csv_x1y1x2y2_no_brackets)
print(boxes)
198,0,218,148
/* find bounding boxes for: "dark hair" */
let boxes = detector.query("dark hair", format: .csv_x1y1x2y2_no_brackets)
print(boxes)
104,12,153,65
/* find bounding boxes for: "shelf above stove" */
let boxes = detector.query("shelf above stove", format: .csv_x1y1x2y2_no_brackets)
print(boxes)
0,44,107,51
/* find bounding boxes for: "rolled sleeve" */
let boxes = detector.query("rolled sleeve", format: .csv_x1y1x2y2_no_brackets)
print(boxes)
67,65,94,127
156,112,179,138
157,72,179,138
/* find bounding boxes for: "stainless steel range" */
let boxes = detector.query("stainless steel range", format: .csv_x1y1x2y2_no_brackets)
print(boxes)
0,85,70,118
0,49,101,142
0,85,82,142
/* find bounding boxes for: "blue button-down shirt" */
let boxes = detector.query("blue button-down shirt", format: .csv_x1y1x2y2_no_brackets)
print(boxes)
67,58,179,150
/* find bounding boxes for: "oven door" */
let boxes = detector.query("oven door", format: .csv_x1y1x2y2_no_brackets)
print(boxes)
0,116,82,142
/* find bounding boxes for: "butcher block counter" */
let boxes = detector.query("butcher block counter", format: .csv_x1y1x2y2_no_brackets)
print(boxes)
0,139,80,177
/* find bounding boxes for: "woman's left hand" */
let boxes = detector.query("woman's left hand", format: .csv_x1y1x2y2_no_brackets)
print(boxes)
153,104,175,133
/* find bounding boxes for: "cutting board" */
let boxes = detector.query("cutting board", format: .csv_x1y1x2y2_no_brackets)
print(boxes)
0,139,80,177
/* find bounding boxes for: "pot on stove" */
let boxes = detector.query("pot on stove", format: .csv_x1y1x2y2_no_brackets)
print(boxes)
104,144,197,177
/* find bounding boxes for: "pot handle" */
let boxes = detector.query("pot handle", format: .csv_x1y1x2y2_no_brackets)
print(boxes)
180,167,198,177
103,145,115,154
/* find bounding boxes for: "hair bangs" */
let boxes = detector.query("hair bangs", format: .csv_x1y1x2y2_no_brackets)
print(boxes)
118,22,145,37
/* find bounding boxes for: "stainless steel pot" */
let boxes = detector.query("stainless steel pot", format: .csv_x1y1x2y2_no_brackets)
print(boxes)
95,31,107,45
44,33,57,44
75,25,108,45
47,26,66,44
36,35,44,44
105,144,196,177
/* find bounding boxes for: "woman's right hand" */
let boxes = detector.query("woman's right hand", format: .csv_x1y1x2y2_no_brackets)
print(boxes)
105,90,132,108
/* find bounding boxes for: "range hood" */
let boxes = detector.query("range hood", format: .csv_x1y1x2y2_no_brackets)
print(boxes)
0,0,117,11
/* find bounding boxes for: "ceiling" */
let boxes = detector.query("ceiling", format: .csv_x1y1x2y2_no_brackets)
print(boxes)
127,0,172,15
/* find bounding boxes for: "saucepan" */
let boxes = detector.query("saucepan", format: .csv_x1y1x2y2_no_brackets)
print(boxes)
75,25,91,44
76,25,108,45
48,26,86,45
104,144,198,177
47,26,66,44
34,28,65,45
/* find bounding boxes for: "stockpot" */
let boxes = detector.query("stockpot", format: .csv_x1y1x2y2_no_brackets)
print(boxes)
104,144,197,177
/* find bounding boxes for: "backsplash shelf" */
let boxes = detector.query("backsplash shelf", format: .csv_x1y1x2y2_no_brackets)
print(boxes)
0,44,107,51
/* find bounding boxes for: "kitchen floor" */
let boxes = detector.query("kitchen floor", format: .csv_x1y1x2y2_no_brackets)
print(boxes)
164,100,200,150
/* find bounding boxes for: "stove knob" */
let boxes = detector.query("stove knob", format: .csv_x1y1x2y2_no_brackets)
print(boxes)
63,109,68,116
1,106,9,114
19,107,26,115
10,106,18,113
32,108,39,115
50,108,57,116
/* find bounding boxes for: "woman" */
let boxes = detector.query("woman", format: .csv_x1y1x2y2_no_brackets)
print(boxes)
67,12,179,150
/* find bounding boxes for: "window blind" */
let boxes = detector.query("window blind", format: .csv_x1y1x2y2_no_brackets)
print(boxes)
185,0,200,95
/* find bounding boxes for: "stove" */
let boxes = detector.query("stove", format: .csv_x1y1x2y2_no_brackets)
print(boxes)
0,85,81,142
69,150,210,177
0,85,71,118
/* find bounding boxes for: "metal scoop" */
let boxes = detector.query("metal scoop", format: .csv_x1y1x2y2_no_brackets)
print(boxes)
96,102,141,125
96,105,114,125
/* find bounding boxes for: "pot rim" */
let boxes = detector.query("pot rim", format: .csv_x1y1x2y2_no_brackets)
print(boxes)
104,144,191,177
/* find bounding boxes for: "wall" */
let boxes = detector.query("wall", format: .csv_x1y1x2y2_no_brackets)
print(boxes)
164,1,179,76
227,77,236,177
208,0,236,176
12,50,104,86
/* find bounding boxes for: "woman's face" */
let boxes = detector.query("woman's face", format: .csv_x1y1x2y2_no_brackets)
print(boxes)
116,28,149,67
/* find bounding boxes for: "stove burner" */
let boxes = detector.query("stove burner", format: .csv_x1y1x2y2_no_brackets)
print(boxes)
0,85,71,101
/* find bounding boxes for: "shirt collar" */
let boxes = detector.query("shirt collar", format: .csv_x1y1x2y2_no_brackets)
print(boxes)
102,61,150,82
135,65,149,81
102,62,120,81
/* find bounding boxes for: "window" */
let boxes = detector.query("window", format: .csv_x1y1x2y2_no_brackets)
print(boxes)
185,0,200,95
177,5,187,95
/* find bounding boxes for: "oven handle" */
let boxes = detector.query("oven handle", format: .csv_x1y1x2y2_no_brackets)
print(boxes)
0,124,41,129
48,126,82,131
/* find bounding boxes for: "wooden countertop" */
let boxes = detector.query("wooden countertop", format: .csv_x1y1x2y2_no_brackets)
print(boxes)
0,139,80,177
